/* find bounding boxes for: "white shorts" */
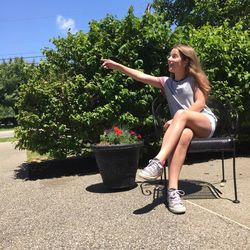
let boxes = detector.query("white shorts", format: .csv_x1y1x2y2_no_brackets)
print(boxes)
203,113,217,138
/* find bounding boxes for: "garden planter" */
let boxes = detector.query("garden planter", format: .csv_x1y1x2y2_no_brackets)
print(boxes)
92,142,143,190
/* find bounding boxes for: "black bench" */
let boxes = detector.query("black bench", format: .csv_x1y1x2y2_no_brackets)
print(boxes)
152,95,240,203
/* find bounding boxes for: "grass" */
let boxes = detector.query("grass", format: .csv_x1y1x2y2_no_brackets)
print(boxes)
0,127,16,142
0,137,17,143
0,129,50,162
0,127,15,131
26,150,51,163
0,128,54,164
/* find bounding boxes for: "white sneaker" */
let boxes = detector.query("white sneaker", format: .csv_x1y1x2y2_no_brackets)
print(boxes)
167,189,186,214
138,158,163,181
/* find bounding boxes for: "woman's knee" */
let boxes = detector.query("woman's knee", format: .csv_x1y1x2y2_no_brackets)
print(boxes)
179,128,193,146
173,109,187,121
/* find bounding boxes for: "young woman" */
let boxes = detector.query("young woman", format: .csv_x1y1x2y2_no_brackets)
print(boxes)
101,44,217,214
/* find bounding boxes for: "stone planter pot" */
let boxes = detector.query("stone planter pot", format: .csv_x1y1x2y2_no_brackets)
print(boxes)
92,142,143,190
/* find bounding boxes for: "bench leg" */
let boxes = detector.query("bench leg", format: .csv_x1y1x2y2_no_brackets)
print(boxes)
163,165,167,204
221,151,226,182
232,142,240,203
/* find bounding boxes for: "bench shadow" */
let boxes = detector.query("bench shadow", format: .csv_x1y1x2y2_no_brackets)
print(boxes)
133,179,222,215
14,155,99,181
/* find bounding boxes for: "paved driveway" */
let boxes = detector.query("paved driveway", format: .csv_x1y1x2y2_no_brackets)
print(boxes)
0,130,14,138
0,142,249,249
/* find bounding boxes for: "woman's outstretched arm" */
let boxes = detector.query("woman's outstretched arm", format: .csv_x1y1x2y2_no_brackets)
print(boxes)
101,59,162,89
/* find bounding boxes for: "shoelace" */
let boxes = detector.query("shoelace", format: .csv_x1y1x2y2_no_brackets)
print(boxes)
145,160,162,174
169,190,185,205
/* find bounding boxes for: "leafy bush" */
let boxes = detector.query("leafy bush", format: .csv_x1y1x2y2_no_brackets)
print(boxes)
16,8,250,158
16,9,171,158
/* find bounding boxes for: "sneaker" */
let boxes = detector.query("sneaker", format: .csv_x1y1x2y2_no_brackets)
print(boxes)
167,189,186,214
138,158,163,181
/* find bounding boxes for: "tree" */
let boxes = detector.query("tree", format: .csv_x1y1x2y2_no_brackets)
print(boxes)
152,0,249,28
0,58,35,115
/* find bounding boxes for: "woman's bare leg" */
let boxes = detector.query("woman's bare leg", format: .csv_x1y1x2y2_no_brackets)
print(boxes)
161,127,194,214
167,128,194,189
155,110,211,162
138,110,211,183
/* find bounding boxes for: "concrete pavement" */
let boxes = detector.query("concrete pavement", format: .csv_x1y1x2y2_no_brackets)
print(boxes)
0,142,249,249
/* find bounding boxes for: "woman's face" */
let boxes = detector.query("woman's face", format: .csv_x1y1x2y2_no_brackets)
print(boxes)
167,48,187,74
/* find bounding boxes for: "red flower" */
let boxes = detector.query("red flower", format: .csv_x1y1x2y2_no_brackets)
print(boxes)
137,134,142,139
114,126,122,135
130,131,136,136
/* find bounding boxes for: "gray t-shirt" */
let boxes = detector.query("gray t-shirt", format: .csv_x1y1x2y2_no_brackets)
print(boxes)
159,76,217,122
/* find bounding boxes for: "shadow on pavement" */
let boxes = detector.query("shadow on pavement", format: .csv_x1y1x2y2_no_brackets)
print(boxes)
133,195,166,215
133,179,221,215
86,182,138,193
14,156,99,181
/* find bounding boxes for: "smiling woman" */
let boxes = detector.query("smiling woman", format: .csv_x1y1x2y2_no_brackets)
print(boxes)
101,44,217,214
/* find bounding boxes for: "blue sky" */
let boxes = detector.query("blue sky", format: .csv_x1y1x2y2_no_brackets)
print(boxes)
0,0,151,62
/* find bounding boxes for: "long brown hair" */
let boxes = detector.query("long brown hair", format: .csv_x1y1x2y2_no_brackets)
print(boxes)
173,44,211,100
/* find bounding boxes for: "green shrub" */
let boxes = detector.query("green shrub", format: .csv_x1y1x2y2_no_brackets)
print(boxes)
16,9,250,158
16,9,171,158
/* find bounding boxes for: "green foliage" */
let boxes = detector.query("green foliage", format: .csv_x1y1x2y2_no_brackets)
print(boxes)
16,9,171,158
192,0,249,28
15,7,250,158
153,0,249,29
152,0,195,26
0,105,14,120
0,58,35,115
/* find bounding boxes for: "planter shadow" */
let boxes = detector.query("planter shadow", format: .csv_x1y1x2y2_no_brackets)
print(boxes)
86,182,138,193
15,155,98,181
